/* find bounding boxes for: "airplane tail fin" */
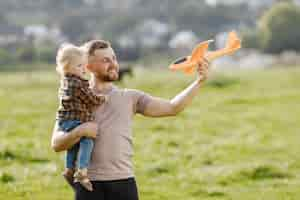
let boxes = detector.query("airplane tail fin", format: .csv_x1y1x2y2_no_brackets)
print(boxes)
224,31,241,52
205,31,241,61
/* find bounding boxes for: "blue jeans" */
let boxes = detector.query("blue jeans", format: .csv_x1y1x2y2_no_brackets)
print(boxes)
58,119,94,169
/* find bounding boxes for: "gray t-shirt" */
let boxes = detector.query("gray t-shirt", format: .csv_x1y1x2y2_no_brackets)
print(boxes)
87,85,151,181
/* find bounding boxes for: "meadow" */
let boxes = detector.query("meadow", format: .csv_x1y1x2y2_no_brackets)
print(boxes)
0,66,299,200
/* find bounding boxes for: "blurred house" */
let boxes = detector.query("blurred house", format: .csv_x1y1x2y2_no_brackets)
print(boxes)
205,0,275,7
100,0,139,11
0,24,25,51
206,0,300,7
118,35,137,49
212,49,300,70
24,24,66,46
24,25,48,38
83,0,97,5
215,32,228,50
117,18,171,52
0,24,23,44
134,19,171,49
168,31,198,55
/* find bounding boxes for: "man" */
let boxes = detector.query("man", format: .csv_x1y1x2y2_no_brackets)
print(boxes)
51,40,209,200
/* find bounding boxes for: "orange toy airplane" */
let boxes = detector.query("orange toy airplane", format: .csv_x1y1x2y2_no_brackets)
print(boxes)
169,31,241,74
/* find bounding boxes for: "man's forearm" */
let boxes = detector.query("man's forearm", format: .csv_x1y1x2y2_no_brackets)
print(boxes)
170,78,203,114
142,78,204,117
51,122,81,152
142,61,209,117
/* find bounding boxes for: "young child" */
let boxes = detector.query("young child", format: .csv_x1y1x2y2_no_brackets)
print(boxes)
55,43,106,191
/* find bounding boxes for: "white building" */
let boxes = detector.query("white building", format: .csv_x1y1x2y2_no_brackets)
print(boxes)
205,0,275,8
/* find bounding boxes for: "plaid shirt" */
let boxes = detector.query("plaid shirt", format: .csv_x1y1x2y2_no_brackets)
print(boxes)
56,73,106,122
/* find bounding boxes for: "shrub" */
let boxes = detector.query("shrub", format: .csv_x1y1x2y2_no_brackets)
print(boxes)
259,2,300,53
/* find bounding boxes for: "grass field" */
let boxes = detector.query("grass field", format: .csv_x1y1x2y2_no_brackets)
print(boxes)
0,66,299,200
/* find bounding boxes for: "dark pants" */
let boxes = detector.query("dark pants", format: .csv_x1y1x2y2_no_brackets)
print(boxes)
74,178,139,200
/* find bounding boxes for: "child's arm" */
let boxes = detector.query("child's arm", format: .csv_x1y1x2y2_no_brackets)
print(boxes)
79,86,107,106
68,78,106,106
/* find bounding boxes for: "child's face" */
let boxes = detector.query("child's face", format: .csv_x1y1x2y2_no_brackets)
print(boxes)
70,54,88,77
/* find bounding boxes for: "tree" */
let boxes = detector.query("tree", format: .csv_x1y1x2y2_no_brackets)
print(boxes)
242,29,262,49
0,49,13,65
258,2,300,53
16,46,36,63
38,46,56,63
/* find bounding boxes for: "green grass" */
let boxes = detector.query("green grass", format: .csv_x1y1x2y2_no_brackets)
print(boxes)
0,66,300,199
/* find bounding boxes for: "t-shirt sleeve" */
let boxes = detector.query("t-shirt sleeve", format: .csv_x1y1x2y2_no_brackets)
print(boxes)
127,89,152,114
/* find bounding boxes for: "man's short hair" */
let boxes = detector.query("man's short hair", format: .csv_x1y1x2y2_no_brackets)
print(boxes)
82,40,111,57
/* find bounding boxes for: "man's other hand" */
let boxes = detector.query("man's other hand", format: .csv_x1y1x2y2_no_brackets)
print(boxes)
196,58,210,83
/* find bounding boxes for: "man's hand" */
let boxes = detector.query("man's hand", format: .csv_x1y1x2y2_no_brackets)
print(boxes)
51,121,97,152
196,58,210,83
76,122,98,138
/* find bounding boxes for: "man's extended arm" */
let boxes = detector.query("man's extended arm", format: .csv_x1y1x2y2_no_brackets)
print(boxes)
142,61,209,117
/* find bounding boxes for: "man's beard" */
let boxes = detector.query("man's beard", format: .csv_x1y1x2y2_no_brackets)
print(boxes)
96,71,119,82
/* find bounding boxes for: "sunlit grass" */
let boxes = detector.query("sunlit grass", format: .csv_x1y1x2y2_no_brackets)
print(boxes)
0,66,300,199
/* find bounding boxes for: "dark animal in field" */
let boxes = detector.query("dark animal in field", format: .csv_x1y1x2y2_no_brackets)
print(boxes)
118,66,133,81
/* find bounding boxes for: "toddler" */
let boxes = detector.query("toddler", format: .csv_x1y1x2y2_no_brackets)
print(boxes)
55,43,106,191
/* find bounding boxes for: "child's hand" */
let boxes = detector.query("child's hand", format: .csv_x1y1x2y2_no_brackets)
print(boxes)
103,95,109,102
97,94,108,104
196,58,210,82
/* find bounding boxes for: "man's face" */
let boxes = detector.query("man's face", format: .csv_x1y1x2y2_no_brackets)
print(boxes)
87,47,119,82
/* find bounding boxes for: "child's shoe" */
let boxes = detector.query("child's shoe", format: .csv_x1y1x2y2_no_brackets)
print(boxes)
62,168,75,189
74,168,93,191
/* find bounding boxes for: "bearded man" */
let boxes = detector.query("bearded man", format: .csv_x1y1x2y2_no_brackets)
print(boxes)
51,40,209,200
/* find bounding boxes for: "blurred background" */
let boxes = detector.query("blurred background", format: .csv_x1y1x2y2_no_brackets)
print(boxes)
0,0,300,69
0,0,300,200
